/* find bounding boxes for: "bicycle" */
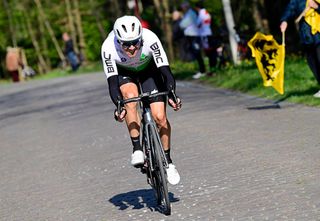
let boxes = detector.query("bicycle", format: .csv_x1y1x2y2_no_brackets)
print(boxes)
117,89,178,215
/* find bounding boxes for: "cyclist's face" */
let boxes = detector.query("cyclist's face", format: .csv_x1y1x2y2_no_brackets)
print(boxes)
120,39,141,57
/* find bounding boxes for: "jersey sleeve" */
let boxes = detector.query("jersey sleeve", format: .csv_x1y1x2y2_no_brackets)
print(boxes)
145,29,169,67
101,36,118,79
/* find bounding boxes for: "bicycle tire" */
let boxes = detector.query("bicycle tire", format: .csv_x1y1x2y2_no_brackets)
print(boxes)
142,128,155,187
149,125,171,215
144,126,161,204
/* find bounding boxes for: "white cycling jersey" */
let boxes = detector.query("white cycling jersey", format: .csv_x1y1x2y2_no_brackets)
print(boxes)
101,28,169,79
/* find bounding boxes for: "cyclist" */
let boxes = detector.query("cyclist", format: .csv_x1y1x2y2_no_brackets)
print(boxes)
101,15,181,185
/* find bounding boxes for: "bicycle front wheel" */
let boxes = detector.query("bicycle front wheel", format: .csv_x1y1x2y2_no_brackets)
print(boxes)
149,125,171,215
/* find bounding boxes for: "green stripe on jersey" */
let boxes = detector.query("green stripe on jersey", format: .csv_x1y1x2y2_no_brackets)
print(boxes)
117,54,152,72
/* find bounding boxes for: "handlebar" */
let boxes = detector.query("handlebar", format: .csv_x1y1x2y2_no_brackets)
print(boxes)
116,90,178,114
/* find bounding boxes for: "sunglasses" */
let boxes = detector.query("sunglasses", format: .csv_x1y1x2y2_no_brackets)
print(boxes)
120,39,141,48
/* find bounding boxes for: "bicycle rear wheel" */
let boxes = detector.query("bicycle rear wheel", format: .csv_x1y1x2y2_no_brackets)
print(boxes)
149,125,171,215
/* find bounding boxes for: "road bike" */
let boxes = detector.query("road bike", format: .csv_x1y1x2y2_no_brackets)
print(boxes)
117,89,178,215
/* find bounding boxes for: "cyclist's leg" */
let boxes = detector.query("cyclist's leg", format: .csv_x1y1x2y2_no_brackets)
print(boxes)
150,101,171,151
150,102,180,185
138,63,171,151
119,82,140,137
141,73,180,185
118,70,144,166
116,65,141,139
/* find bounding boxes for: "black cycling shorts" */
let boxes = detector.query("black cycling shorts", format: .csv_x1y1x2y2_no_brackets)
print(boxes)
117,60,166,103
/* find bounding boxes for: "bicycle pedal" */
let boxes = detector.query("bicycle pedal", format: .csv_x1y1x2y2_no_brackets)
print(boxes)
147,177,153,186
140,167,147,174
134,164,144,169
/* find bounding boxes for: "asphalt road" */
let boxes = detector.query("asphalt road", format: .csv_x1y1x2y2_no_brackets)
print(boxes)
0,73,319,221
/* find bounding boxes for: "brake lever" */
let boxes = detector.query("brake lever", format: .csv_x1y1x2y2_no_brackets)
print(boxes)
116,99,122,114
170,89,178,104
114,96,125,121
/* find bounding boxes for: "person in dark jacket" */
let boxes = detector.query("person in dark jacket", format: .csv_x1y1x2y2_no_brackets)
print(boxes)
62,32,80,72
172,9,194,62
280,0,320,97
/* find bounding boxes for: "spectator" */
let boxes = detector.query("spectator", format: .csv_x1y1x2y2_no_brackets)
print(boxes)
179,1,206,79
62,32,80,72
195,2,218,76
213,21,230,68
280,0,320,97
172,9,194,61
5,47,23,82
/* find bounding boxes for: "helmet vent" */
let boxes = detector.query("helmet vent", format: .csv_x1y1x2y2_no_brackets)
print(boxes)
132,23,135,32
121,25,127,33
116,30,122,38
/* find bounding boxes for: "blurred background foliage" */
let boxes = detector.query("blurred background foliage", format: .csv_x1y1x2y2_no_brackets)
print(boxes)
0,0,298,80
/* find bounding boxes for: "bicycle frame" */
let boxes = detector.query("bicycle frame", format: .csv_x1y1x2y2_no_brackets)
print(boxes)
118,90,171,170
119,90,173,214
141,104,169,173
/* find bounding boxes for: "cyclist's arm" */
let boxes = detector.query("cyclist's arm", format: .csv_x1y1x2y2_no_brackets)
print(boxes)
143,29,175,92
159,65,181,111
159,65,176,92
107,75,122,105
144,29,180,106
101,35,122,106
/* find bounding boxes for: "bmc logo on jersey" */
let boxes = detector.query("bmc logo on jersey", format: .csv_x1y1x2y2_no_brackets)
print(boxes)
150,42,163,64
103,52,114,73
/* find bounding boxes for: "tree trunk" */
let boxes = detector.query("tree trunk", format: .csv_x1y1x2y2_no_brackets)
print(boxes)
34,0,66,65
222,0,239,65
89,0,107,40
65,0,79,54
25,12,49,74
152,0,174,60
161,0,174,60
253,0,270,33
73,0,86,62
152,0,162,24
3,0,17,47
110,0,121,19
37,9,51,70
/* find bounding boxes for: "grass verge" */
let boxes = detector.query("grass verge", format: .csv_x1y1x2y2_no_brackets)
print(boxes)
171,57,320,107
1,57,320,107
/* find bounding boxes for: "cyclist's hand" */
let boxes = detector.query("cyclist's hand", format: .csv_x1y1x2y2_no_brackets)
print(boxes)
168,97,182,111
114,108,127,122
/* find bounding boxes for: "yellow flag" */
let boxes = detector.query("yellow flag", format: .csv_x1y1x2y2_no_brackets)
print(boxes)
305,0,320,35
247,32,285,94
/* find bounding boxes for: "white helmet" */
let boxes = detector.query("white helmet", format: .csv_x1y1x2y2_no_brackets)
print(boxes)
113,16,143,42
